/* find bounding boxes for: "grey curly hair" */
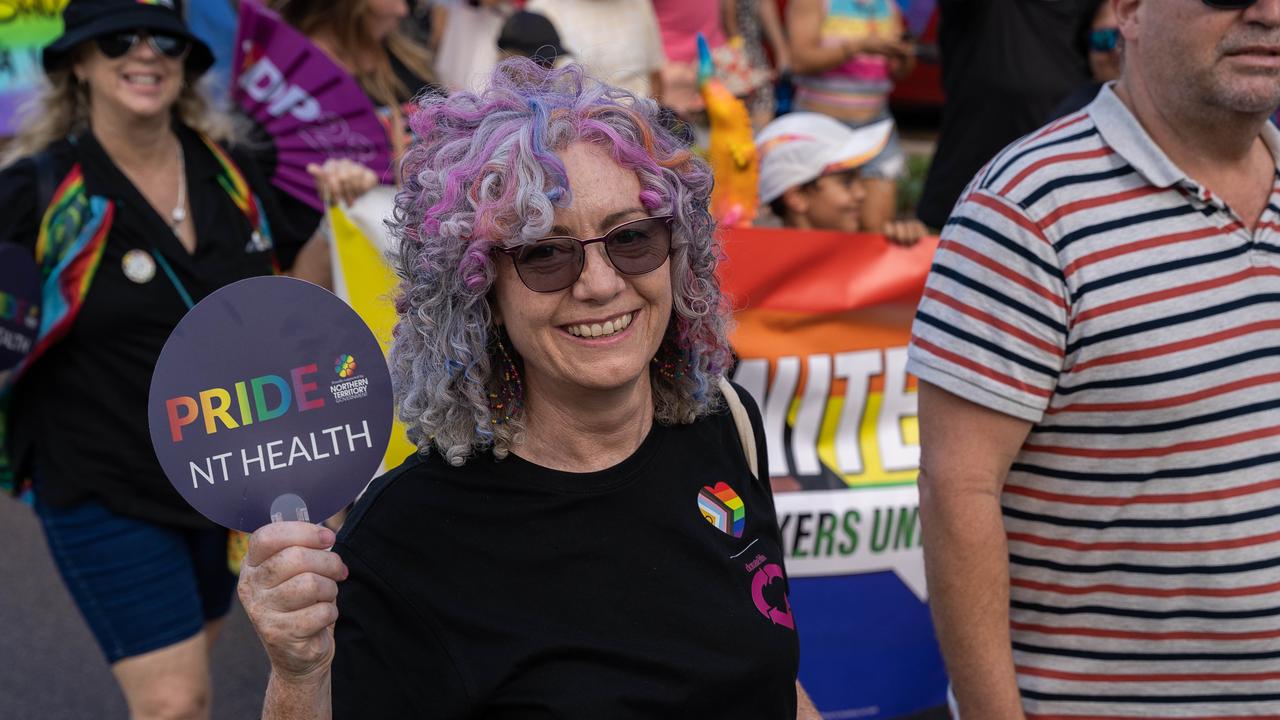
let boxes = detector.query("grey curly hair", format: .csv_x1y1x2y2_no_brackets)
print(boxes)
388,60,736,466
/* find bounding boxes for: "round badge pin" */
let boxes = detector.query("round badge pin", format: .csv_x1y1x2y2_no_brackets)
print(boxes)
147,276,394,531
0,244,41,376
122,249,156,284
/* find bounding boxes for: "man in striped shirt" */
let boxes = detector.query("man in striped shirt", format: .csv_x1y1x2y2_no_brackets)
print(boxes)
907,1,1280,718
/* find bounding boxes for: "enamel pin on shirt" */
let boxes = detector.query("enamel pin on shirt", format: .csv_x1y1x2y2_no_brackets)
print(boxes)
122,249,157,284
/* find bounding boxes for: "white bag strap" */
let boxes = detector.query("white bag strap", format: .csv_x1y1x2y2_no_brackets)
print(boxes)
718,376,758,480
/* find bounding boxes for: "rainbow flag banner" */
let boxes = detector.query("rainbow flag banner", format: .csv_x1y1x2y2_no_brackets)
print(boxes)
720,227,947,719
0,1,68,136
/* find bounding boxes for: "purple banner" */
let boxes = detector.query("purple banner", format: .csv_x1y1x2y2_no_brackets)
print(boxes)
232,0,392,210
148,277,393,531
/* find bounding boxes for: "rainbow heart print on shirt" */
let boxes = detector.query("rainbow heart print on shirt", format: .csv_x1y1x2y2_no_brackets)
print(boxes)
698,482,746,538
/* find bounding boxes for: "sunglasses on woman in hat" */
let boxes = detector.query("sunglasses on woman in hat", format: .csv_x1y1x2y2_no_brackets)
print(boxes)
42,0,214,75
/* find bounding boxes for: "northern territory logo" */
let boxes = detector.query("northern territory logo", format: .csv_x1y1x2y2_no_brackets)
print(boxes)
329,354,369,403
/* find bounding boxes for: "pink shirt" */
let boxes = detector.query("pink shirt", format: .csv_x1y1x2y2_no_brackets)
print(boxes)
651,0,726,63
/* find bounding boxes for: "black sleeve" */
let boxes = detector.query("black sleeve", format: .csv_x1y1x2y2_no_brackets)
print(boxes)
0,157,41,253
332,543,474,719
227,146,319,271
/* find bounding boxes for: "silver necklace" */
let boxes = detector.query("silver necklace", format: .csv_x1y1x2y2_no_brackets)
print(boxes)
170,143,187,234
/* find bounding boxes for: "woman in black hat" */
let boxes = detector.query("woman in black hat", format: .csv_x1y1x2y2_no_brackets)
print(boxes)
0,1,325,716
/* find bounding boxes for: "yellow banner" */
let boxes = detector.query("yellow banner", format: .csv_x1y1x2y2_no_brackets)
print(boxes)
326,190,416,472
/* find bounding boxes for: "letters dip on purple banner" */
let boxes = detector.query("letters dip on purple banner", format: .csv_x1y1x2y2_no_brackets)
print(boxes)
148,276,393,531
0,245,41,379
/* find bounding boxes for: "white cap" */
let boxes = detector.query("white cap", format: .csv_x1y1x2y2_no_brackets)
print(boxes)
755,113,894,204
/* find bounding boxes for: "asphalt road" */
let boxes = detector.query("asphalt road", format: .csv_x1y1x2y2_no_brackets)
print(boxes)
0,497,269,719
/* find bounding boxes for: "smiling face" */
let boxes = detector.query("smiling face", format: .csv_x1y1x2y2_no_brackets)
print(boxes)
782,169,867,233
73,33,184,125
491,142,674,404
1124,0,1280,115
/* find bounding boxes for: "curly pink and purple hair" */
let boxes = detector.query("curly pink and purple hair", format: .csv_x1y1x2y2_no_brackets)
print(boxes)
389,60,734,464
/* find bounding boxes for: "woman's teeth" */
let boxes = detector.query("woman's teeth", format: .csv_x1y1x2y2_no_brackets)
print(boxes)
124,74,161,86
567,312,634,338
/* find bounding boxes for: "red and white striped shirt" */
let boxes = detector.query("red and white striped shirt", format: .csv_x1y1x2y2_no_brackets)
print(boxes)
908,84,1280,718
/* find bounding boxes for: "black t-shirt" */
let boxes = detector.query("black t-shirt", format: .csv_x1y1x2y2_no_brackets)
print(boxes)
332,390,800,719
0,126,305,527
916,0,1095,228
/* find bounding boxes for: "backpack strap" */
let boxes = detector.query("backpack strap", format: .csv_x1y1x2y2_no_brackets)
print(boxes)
718,376,759,480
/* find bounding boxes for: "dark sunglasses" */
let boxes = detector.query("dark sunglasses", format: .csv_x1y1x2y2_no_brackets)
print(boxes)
1202,0,1259,7
498,216,674,293
96,30,190,60
1089,27,1120,53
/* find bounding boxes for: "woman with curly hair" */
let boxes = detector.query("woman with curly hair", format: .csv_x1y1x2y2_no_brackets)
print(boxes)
238,59,818,719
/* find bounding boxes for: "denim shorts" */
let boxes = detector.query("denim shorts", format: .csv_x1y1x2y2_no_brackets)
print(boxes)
34,497,236,663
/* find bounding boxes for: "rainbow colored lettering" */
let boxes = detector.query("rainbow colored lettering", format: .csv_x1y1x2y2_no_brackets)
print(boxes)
698,482,746,538
165,363,326,442
0,290,38,329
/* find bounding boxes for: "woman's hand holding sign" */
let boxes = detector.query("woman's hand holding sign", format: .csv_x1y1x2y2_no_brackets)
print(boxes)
308,158,379,207
146,277,391,719
238,522,346,719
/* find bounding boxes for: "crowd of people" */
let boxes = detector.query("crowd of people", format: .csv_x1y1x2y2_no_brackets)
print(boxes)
3,0,1279,718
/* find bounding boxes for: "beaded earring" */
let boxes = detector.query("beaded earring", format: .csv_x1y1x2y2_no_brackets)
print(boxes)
489,325,523,425
651,324,692,381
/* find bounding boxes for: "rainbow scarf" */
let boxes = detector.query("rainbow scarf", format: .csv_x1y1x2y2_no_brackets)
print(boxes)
0,133,274,493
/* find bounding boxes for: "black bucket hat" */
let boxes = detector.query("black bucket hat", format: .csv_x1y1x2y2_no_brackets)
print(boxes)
497,11,570,69
42,0,214,75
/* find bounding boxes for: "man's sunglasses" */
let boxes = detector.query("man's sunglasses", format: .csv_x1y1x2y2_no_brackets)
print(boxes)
1089,27,1120,53
96,30,190,60
1090,0,1257,53
497,216,674,293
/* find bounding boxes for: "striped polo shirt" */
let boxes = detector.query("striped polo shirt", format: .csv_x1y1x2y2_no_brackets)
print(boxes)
907,84,1280,718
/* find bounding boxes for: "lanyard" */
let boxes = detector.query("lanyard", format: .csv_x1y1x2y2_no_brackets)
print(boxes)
149,249,195,311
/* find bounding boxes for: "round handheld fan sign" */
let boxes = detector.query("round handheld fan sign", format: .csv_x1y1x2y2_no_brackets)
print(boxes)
148,277,393,531
0,244,40,378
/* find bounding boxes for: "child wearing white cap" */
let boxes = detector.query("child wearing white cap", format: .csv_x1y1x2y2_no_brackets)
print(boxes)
756,112,924,245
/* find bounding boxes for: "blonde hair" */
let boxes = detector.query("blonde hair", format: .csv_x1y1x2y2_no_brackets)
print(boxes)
273,0,435,109
2,62,234,167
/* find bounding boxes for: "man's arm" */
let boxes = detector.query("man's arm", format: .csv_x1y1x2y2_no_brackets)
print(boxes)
918,381,1032,720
